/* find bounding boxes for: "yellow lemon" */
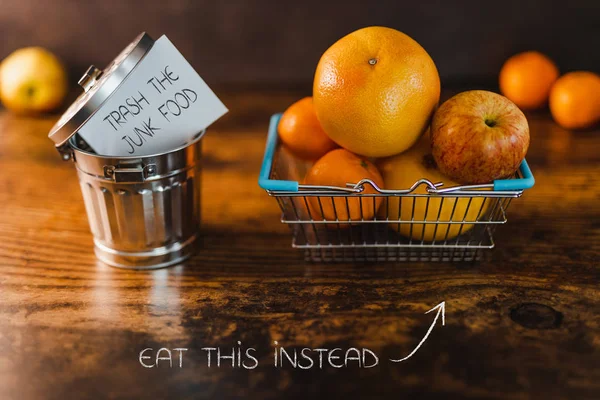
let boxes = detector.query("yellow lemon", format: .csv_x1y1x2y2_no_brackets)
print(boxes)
378,135,490,241
0,47,68,114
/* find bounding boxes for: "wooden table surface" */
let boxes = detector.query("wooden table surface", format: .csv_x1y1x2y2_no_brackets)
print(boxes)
0,90,598,400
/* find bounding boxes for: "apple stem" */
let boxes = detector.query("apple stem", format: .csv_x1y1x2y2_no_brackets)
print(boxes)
484,118,497,128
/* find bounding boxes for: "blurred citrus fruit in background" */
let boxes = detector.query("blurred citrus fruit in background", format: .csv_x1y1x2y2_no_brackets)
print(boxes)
278,97,338,160
499,51,559,110
313,26,440,158
304,148,383,221
0,47,68,114
378,135,489,241
549,71,600,130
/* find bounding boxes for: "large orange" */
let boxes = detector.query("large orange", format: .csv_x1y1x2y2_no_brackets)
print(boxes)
549,71,600,130
304,149,384,221
313,27,440,158
278,97,338,160
499,51,559,110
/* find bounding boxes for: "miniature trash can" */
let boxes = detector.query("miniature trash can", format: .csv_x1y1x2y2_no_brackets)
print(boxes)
48,33,204,269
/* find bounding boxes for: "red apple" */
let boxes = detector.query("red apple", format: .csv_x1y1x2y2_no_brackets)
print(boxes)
430,90,529,184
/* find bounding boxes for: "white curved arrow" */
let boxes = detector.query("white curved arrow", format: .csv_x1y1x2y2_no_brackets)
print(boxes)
389,301,446,363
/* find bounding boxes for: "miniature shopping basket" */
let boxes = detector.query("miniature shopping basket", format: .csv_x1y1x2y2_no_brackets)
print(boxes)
259,113,535,262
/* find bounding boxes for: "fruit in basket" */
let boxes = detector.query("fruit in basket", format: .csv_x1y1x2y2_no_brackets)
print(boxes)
304,148,384,222
379,135,490,241
549,71,600,130
278,97,338,160
499,51,559,110
431,90,529,184
313,26,440,158
0,47,68,114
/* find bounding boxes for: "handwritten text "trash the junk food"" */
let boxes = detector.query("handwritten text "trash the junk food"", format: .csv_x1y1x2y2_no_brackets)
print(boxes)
101,65,198,155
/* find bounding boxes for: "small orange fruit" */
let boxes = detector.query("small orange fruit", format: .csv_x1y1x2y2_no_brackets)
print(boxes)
499,51,559,110
278,97,338,160
549,71,600,130
313,26,440,158
304,149,384,221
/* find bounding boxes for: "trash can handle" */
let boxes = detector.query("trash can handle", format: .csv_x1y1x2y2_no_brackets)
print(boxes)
104,163,157,183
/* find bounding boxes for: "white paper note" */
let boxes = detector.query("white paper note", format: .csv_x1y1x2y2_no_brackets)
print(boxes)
78,35,228,156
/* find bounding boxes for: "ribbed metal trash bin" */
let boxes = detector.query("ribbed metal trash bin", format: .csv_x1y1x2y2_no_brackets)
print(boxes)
48,33,205,269
69,133,203,269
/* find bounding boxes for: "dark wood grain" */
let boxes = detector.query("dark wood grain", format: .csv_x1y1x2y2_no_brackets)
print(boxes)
0,90,599,400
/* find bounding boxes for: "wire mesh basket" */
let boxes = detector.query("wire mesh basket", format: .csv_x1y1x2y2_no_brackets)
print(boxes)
259,113,534,262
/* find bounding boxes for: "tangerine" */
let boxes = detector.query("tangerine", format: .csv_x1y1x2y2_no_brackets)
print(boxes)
549,71,600,130
499,51,559,110
278,97,338,160
304,149,384,221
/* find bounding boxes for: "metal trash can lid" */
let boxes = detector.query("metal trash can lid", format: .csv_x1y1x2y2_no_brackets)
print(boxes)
48,32,154,152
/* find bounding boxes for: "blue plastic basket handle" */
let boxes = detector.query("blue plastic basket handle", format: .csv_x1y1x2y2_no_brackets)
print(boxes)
258,113,299,192
493,159,535,190
259,113,534,193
